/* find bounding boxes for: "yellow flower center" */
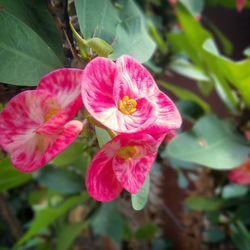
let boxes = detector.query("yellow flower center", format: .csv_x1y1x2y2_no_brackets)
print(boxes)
44,108,60,122
118,96,137,115
44,99,61,122
117,146,140,160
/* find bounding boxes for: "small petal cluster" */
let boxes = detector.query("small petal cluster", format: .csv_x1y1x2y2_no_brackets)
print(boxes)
87,133,157,202
0,69,84,172
228,158,250,185
82,55,182,201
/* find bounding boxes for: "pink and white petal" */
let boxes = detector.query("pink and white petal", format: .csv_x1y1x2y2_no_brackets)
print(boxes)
0,90,57,152
38,68,84,110
113,153,156,194
99,97,156,133
36,96,83,136
86,149,123,202
152,90,182,132
81,57,117,124
113,55,159,101
10,120,83,172
111,133,157,193
116,133,157,154
143,125,168,146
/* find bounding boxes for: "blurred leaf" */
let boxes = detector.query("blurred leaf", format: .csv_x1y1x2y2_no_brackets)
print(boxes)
159,80,211,113
176,100,205,121
169,58,209,82
84,37,113,57
75,0,119,43
0,0,63,60
52,141,85,168
0,158,31,192
243,47,250,57
91,201,124,242
147,19,168,54
17,194,89,246
178,0,204,16
95,126,112,147
75,0,156,62
168,5,238,111
235,205,250,223
230,221,250,250
152,238,173,250
0,11,62,86
186,196,225,211
166,116,250,169
135,223,158,240
57,222,88,250
203,227,225,243
177,170,189,189
131,175,150,211
202,39,250,108
222,184,248,199
34,168,82,194
206,20,233,56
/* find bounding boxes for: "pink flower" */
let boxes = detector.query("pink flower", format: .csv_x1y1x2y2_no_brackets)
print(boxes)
228,158,250,185
0,68,84,172
86,133,157,202
236,0,245,12
168,0,177,5
81,55,181,134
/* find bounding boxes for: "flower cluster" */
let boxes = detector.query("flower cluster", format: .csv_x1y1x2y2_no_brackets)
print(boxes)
0,55,181,202
82,55,181,201
0,69,84,172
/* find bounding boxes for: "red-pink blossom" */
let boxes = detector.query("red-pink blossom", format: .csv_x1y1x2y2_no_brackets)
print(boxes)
81,55,181,135
0,68,84,172
228,158,250,185
86,133,157,202
236,0,246,12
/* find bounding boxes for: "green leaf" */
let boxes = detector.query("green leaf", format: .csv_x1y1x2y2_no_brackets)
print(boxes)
0,0,63,60
206,20,233,56
0,11,62,86
169,58,209,82
52,141,85,168
75,0,119,43
222,184,248,199
34,168,82,194
186,196,225,211
135,223,158,240
203,227,225,243
202,39,250,107
158,80,211,113
95,126,112,147
178,0,204,16
57,222,88,250
131,175,150,211
75,0,156,62
0,158,32,192
166,115,250,169
85,37,113,57
243,47,250,57
176,100,205,121
91,201,124,242
16,194,89,246
168,5,239,111
230,221,250,250
110,16,156,63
